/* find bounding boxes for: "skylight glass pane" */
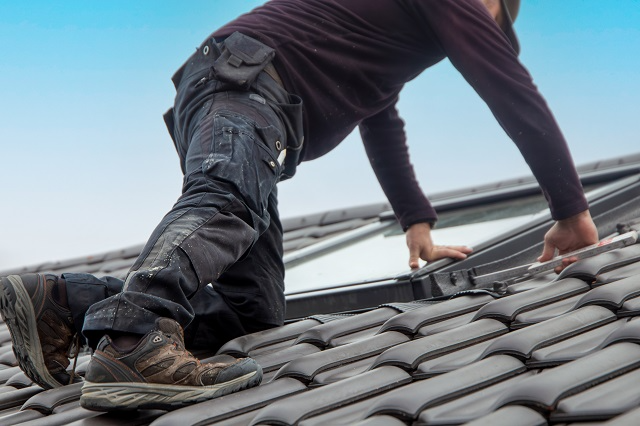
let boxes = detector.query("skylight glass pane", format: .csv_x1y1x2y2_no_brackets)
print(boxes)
284,213,541,295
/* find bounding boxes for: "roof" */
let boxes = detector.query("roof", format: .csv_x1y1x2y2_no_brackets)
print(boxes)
2,153,640,425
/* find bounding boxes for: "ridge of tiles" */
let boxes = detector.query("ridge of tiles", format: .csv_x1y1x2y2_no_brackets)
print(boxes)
3,243,640,425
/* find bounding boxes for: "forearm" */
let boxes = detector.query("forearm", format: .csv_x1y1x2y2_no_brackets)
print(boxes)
360,104,437,229
422,0,588,220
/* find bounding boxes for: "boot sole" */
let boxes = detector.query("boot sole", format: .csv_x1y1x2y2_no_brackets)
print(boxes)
80,368,262,411
0,275,62,389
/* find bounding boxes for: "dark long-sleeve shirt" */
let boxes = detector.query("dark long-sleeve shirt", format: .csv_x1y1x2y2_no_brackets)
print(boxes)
214,0,588,229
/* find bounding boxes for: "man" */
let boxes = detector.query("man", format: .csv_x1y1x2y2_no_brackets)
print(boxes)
0,0,597,412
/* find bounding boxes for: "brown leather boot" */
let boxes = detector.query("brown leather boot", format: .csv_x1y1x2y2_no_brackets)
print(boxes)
0,274,79,388
81,317,262,411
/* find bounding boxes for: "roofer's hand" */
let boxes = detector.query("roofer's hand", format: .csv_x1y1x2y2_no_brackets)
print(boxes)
538,210,599,273
406,222,473,269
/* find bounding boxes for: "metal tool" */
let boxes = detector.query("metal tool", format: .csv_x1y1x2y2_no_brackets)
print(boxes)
472,230,639,287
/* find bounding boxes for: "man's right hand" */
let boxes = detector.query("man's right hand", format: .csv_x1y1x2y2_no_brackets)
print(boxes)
538,210,599,273
406,222,472,269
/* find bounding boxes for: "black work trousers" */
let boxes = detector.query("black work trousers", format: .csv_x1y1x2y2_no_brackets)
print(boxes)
79,34,302,351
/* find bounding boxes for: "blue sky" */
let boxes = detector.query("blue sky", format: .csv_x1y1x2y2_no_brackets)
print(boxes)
1,0,638,269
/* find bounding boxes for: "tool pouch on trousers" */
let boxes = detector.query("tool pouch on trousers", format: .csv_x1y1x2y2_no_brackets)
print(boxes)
214,32,276,90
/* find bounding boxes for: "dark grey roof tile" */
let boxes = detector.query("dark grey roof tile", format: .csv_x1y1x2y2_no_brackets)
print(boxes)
205,409,262,426
557,244,640,282
253,342,321,374
380,300,440,312
379,295,494,335
247,338,299,358
599,317,640,346
307,313,354,323
0,409,45,425
472,279,589,324
494,343,640,412
295,307,398,348
151,377,306,426
320,203,389,226
481,306,616,361
70,409,164,425
286,218,373,240
506,275,557,294
415,339,496,378
280,202,389,233
601,406,640,425
199,353,243,364
283,236,318,252
281,212,327,232
311,356,374,386
462,405,548,426
618,296,640,316
298,393,389,426
341,414,407,426
553,368,640,422
328,326,379,347
261,369,279,384
101,244,145,262
218,318,321,356
273,331,409,382
45,264,103,276
95,259,136,274
416,311,476,337
522,264,640,324
416,371,538,425
0,346,15,362
595,261,640,284
512,295,582,328
371,319,507,371
21,382,82,414
4,371,33,389
251,366,410,426
0,330,12,345
576,274,640,311
0,367,21,385
22,403,101,426
0,386,42,411
367,355,525,421
529,319,628,367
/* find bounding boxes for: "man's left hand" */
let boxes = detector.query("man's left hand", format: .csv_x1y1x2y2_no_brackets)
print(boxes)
406,222,473,269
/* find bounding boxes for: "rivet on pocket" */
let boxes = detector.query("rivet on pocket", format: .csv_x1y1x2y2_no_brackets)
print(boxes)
269,161,277,169
275,140,283,151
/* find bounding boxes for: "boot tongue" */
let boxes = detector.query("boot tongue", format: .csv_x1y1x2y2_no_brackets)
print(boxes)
156,318,186,348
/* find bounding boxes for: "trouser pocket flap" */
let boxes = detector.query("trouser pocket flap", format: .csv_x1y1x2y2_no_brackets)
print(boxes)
214,32,275,90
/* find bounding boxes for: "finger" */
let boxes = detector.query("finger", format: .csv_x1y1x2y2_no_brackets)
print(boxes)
538,241,556,262
430,246,468,262
554,256,577,274
408,245,421,269
437,246,473,254
443,245,473,254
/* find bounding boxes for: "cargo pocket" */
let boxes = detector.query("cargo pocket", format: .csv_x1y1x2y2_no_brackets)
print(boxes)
204,112,282,215
213,32,276,90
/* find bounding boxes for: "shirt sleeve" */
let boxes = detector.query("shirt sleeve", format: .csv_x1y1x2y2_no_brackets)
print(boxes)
415,0,588,220
360,101,438,230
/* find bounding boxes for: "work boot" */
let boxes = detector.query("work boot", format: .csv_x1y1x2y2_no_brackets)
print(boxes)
0,274,79,389
80,317,263,411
